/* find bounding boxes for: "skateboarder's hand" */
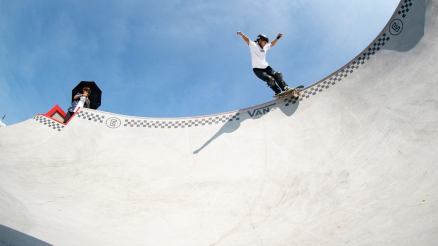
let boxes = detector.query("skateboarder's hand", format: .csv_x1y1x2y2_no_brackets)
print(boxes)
271,33,283,47
237,31,249,45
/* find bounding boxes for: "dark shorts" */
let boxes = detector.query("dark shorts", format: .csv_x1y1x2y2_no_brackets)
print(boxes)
253,66,288,93
252,66,276,82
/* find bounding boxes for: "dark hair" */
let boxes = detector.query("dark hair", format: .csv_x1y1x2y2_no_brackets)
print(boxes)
82,87,91,95
256,34,269,43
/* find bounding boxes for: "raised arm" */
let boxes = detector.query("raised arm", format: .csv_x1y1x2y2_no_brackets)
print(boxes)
270,33,283,47
237,31,250,45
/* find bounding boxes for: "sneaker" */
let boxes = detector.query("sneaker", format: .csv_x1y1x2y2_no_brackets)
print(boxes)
284,86,292,91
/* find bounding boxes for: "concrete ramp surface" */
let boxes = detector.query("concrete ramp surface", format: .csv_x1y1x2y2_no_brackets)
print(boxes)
1,0,437,245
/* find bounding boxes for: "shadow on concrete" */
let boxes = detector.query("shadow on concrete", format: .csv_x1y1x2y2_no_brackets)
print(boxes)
193,98,300,154
0,225,53,246
384,0,426,52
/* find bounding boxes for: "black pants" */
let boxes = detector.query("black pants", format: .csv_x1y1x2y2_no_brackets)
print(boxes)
63,111,74,123
253,66,288,94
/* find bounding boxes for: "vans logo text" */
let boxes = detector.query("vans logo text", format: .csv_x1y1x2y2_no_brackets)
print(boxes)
248,103,276,117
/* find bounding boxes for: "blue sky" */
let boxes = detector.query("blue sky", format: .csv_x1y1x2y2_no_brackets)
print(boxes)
0,0,400,125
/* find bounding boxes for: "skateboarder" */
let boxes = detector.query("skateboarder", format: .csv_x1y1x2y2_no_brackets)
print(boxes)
237,31,291,96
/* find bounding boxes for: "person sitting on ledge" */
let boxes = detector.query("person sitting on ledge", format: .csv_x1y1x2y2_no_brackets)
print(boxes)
64,87,91,123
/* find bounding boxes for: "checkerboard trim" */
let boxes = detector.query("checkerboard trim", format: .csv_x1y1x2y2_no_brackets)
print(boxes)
296,32,392,102
285,1,415,106
398,0,414,18
123,113,240,129
293,1,415,104
32,115,65,132
75,111,106,123
69,2,416,126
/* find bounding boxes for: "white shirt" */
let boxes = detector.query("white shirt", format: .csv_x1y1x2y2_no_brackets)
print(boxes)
248,40,271,69
68,93,90,112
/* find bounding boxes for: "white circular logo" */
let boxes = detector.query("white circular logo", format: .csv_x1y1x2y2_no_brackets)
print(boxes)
106,117,121,128
389,19,403,36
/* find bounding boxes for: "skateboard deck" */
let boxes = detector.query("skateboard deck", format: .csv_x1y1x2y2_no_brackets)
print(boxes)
273,85,304,99
295,85,305,91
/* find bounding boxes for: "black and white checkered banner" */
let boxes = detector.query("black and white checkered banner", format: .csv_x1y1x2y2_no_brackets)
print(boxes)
33,115,65,132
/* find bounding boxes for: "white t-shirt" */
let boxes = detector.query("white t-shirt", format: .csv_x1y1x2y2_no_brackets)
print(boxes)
248,40,271,69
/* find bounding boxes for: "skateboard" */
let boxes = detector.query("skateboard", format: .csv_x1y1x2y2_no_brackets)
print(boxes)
273,85,304,99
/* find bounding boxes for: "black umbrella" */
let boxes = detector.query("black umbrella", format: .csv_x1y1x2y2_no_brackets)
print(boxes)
72,81,102,110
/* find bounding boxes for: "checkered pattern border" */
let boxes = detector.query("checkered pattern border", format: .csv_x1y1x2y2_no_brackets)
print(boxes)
68,1,416,127
398,0,414,18
124,113,240,128
75,111,106,123
291,1,416,103
297,32,390,101
33,115,65,131
283,95,300,107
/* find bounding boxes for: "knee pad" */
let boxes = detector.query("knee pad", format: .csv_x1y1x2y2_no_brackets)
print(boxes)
264,76,276,87
273,71,283,82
